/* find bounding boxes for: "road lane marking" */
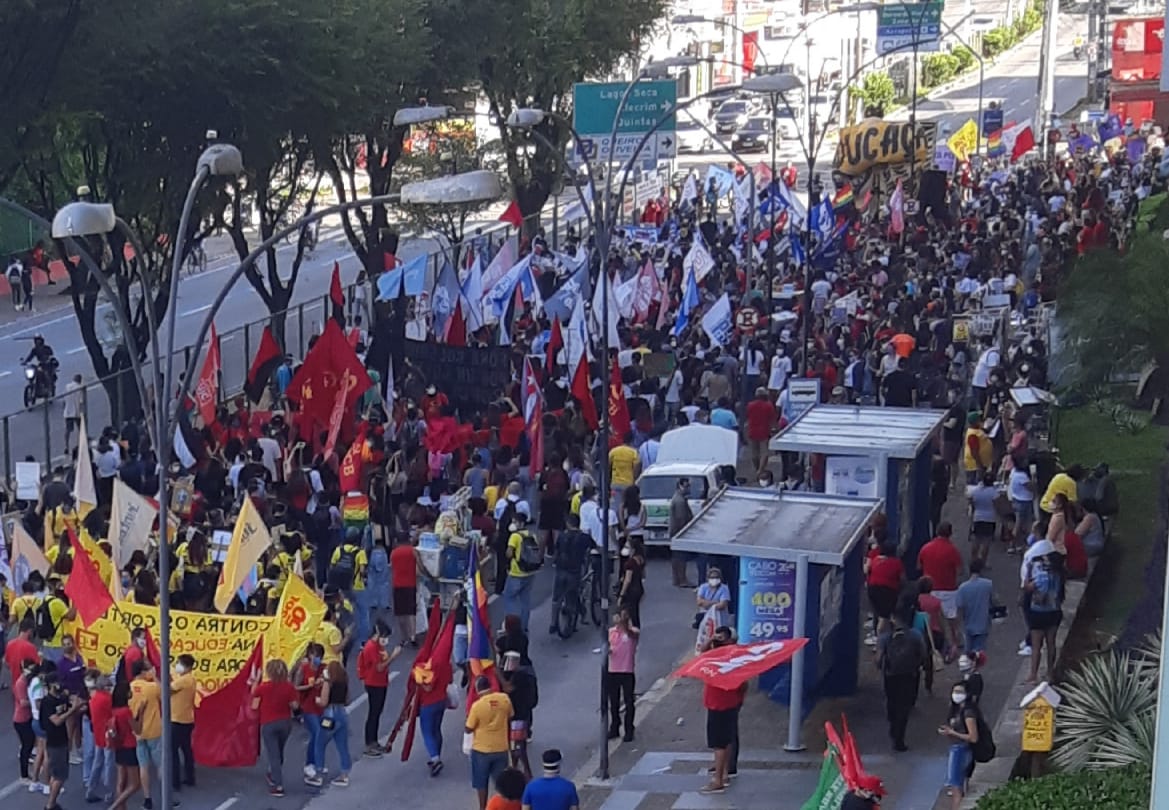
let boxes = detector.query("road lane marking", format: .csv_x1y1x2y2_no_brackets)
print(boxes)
67,346,87,354
346,671,398,713
0,779,26,799
0,371,11,379
180,303,214,317
212,798,239,810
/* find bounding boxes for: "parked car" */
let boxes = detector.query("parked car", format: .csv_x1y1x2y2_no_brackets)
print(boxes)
714,99,754,134
731,117,776,153
773,107,802,141
676,119,714,153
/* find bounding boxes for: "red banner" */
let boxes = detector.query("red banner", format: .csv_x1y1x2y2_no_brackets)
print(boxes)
673,638,810,690
192,639,262,767
1111,17,1165,82
194,325,221,427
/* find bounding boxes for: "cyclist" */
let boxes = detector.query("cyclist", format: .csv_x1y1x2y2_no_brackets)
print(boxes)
549,514,592,635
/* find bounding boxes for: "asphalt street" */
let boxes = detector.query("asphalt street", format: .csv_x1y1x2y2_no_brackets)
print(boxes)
0,558,699,810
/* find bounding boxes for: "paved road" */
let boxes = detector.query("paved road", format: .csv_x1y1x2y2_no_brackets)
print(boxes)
0,557,698,810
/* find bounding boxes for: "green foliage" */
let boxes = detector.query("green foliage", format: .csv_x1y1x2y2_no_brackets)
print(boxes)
850,72,897,118
1015,2,1043,38
952,46,977,74
974,766,1151,810
1050,634,1160,772
920,53,960,88
982,26,1016,58
1058,196,1169,390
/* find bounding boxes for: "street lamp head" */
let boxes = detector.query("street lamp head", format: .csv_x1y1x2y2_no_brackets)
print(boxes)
742,72,804,95
52,202,116,238
670,14,709,25
400,169,502,205
642,55,700,77
196,143,243,178
506,108,549,129
393,105,454,127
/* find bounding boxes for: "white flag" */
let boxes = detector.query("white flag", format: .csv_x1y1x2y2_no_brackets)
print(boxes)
108,479,159,599
683,241,716,283
701,293,733,347
73,416,97,516
590,268,620,348
681,173,699,205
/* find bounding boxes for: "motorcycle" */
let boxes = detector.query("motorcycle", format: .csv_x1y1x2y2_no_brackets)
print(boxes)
1073,44,1084,59
23,356,59,408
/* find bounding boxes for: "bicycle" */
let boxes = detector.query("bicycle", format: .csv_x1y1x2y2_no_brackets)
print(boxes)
554,553,605,638
185,242,207,276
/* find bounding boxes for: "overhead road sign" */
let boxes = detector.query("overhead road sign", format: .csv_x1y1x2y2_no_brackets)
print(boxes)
875,1,944,55
573,80,678,165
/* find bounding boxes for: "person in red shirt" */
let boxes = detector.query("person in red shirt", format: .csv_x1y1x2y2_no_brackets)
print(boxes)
107,682,142,809
415,634,454,776
744,387,778,475
356,622,402,757
251,659,302,797
86,673,115,803
700,628,746,794
390,536,423,644
865,541,905,637
421,386,449,420
5,621,38,686
295,643,326,776
917,522,964,656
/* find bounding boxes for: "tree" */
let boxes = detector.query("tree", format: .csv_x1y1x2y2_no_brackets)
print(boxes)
474,0,667,229
393,124,502,261
851,72,896,119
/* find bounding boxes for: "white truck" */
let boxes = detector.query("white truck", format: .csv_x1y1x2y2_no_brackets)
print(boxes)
637,424,739,547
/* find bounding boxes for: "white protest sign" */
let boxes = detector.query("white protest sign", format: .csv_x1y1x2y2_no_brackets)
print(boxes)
684,241,716,283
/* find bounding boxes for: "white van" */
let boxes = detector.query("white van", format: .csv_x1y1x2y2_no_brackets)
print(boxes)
637,424,739,546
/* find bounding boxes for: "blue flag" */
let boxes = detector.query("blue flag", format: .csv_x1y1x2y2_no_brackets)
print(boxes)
402,253,427,297
377,264,403,300
790,232,806,265
431,259,461,338
1098,113,1122,142
542,265,587,325
673,270,700,337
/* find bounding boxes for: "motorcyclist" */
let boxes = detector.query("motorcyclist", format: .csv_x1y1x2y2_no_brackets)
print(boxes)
1073,34,1085,58
23,335,58,393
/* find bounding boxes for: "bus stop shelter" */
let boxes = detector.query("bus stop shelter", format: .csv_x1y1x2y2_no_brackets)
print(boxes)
769,405,945,571
670,487,883,751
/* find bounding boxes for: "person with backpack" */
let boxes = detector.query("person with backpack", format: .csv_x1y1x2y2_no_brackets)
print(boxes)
1025,547,1065,685
329,526,367,603
877,611,927,752
492,484,527,596
502,503,540,633
6,254,24,310
37,577,76,664
938,680,982,809
548,514,591,636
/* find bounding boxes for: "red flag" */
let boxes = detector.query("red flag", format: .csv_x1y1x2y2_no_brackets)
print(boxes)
445,299,467,346
498,414,526,450
286,320,372,426
394,601,456,761
63,527,114,626
673,638,809,690
571,355,598,430
193,325,221,427
338,440,362,492
245,326,282,403
545,316,564,374
322,371,350,459
193,639,263,767
330,262,345,328
143,627,163,673
499,199,524,229
523,358,543,474
608,358,631,445
1011,124,1036,161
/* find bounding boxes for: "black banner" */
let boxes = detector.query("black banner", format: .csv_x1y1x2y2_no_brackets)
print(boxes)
401,339,512,411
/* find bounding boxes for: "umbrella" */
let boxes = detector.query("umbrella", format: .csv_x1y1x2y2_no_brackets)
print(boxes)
673,638,810,690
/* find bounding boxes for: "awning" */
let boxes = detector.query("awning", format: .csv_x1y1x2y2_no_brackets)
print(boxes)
769,404,945,459
669,487,883,566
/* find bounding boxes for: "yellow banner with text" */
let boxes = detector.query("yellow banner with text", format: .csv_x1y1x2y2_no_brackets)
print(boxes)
833,119,936,176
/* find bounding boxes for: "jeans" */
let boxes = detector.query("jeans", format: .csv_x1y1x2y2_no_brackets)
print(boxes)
364,685,387,746
261,719,293,788
354,589,372,646
315,706,352,774
502,574,534,632
87,746,115,799
14,720,34,779
171,721,195,787
418,701,445,760
82,717,95,784
302,714,322,769
965,632,988,653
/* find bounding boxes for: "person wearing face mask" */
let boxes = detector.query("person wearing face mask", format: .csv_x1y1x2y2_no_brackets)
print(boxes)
128,660,164,810
757,470,776,490
40,670,86,810
170,654,197,793
84,673,115,805
617,539,646,629
116,628,149,687
357,621,403,757
938,681,979,809
294,643,327,782
700,627,743,794
695,568,731,630
252,659,302,797
12,657,38,785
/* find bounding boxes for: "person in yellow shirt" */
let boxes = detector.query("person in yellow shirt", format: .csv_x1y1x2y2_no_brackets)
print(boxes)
274,533,313,590
962,414,993,485
1040,464,1085,513
45,532,74,587
171,654,198,790
609,432,641,496
40,577,77,662
503,504,539,633
10,582,42,630
328,529,368,595
129,660,164,803
464,676,514,809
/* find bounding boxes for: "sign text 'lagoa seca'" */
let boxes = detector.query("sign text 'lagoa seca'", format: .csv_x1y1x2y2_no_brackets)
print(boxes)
833,119,936,175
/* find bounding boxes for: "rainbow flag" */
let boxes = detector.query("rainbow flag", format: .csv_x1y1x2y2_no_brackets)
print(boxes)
832,184,854,208
464,541,497,711
987,130,1004,158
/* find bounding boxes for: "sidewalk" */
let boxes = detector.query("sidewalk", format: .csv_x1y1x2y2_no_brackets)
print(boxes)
575,491,1028,810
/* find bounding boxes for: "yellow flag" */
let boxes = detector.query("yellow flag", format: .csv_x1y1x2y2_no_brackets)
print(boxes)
264,573,327,666
10,523,50,590
73,416,97,519
947,119,979,163
214,497,272,613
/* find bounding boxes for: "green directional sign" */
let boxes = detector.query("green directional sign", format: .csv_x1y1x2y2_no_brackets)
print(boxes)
572,80,677,138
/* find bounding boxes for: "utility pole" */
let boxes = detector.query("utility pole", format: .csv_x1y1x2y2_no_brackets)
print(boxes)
1034,0,1060,145
1087,0,1099,102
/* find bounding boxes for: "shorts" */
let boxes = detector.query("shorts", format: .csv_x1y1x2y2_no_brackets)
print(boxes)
706,708,738,750
46,745,70,782
945,743,972,788
1027,609,1062,632
867,585,898,619
392,587,417,617
115,747,139,768
972,521,996,541
1012,500,1034,531
933,590,958,620
538,497,566,531
32,718,45,738
136,736,163,768
469,750,509,791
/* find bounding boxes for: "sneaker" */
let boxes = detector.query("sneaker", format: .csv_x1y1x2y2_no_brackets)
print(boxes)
303,765,317,779
85,795,104,805
41,783,52,795
330,775,350,788
429,760,444,777
69,752,83,765
1019,645,1033,656
265,772,275,788
28,782,43,794
269,787,285,798
363,745,383,759
304,775,323,788
699,781,726,794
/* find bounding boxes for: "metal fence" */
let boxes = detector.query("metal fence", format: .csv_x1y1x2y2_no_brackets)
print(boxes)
0,199,588,489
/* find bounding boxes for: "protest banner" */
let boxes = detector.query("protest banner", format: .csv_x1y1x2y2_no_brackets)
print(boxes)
402,339,512,412
833,119,936,175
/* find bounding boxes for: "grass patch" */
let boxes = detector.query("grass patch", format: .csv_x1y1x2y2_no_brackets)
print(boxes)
1054,407,1168,638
